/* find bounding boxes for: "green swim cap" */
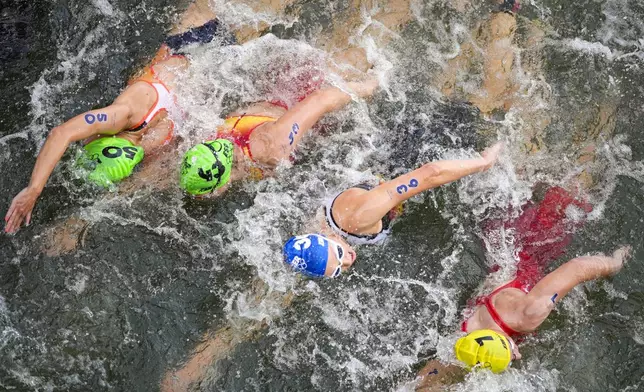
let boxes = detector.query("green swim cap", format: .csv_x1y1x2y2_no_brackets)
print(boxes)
81,137,144,187
180,139,234,195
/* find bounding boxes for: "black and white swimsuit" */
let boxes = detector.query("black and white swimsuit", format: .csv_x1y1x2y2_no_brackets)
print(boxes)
323,183,394,245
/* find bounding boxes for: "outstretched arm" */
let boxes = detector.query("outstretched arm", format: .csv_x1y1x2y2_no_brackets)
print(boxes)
378,142,502,203
4,104,132,233
341,143,502,231
259,78,379,161
519,246,630,331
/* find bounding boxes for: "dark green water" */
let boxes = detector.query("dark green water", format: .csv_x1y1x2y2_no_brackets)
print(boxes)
1,0,644,391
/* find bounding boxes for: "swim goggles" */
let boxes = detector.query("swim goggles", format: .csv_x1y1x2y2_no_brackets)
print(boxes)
326,237,346,278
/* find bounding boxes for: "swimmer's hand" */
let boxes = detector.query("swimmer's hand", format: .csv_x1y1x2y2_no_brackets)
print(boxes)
4,186,40,233
480,142,503,171
346,76,379,99
611,245,632,273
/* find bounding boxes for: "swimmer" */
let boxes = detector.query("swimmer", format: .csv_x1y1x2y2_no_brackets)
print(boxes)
3,0,378,232
282,142,503,278
415,186,631,390
176,76,377,196
175,0,412,196
3,0,225,233
441,0,523,115
441,0,617,171
416,248,629,390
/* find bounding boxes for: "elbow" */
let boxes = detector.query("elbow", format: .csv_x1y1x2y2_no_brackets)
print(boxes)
49,125,78,147
49,126,70,145
317,87,349,112
421,163,442,179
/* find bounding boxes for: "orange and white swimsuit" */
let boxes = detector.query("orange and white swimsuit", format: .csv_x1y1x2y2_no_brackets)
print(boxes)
122,56,182,144
126,81,174,134
121,17,236,139
122,17,236,140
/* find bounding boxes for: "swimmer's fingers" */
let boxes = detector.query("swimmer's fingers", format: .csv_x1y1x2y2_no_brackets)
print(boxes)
480,142,504,170
5,203,15,223
4,187,38,233
4,207,23,234
4,214,14,234
346,76,380,99
5,197,22,233
5,207,27,234
613,245,633,264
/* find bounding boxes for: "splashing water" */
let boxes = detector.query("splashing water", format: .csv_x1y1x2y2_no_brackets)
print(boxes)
2,0,644,391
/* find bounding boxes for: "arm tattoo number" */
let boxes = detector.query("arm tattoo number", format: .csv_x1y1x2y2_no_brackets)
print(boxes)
288,123,300,145
396,178,419,194
85,113,108,125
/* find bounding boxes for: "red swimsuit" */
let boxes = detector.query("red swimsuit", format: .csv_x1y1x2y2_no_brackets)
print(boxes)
462,186,594,337
461,279,531,337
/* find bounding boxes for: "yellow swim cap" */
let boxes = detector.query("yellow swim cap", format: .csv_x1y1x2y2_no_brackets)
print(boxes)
454,329,512,374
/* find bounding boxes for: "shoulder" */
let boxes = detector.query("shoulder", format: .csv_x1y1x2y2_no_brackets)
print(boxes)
119,81,157,98
114,83,158,112
248,122,283,165
332,186,370,211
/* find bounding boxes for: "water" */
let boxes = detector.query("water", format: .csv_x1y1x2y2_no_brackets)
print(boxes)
1,0,644,391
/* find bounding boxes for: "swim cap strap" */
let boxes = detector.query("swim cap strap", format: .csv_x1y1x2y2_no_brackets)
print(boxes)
202,142,227,190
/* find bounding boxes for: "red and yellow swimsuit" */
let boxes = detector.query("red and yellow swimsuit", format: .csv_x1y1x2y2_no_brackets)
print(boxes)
215,114,278,180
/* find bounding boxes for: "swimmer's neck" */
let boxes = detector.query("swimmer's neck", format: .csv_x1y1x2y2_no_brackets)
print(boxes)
318,219,348,244
230,144,251,181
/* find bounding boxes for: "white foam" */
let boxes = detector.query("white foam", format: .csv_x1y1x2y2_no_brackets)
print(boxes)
91,0,116,17
562,38,615,60
67,274,89,295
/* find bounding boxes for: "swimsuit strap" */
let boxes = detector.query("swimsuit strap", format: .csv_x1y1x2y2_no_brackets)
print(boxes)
239,142,265,180
353,182,373,191
217,114,276,180
232,113,247,134
481,278,531,337
268,100,289,110
483,296,522,337
489,279,529,297
323,184,389,245
221,113,275,153
126,81,173,133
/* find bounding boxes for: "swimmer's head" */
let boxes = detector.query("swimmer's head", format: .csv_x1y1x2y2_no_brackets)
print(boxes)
179,139,234,195
282,233,356,278
454,329,514,373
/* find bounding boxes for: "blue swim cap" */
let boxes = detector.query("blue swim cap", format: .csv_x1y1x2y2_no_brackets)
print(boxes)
283,234,330,278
